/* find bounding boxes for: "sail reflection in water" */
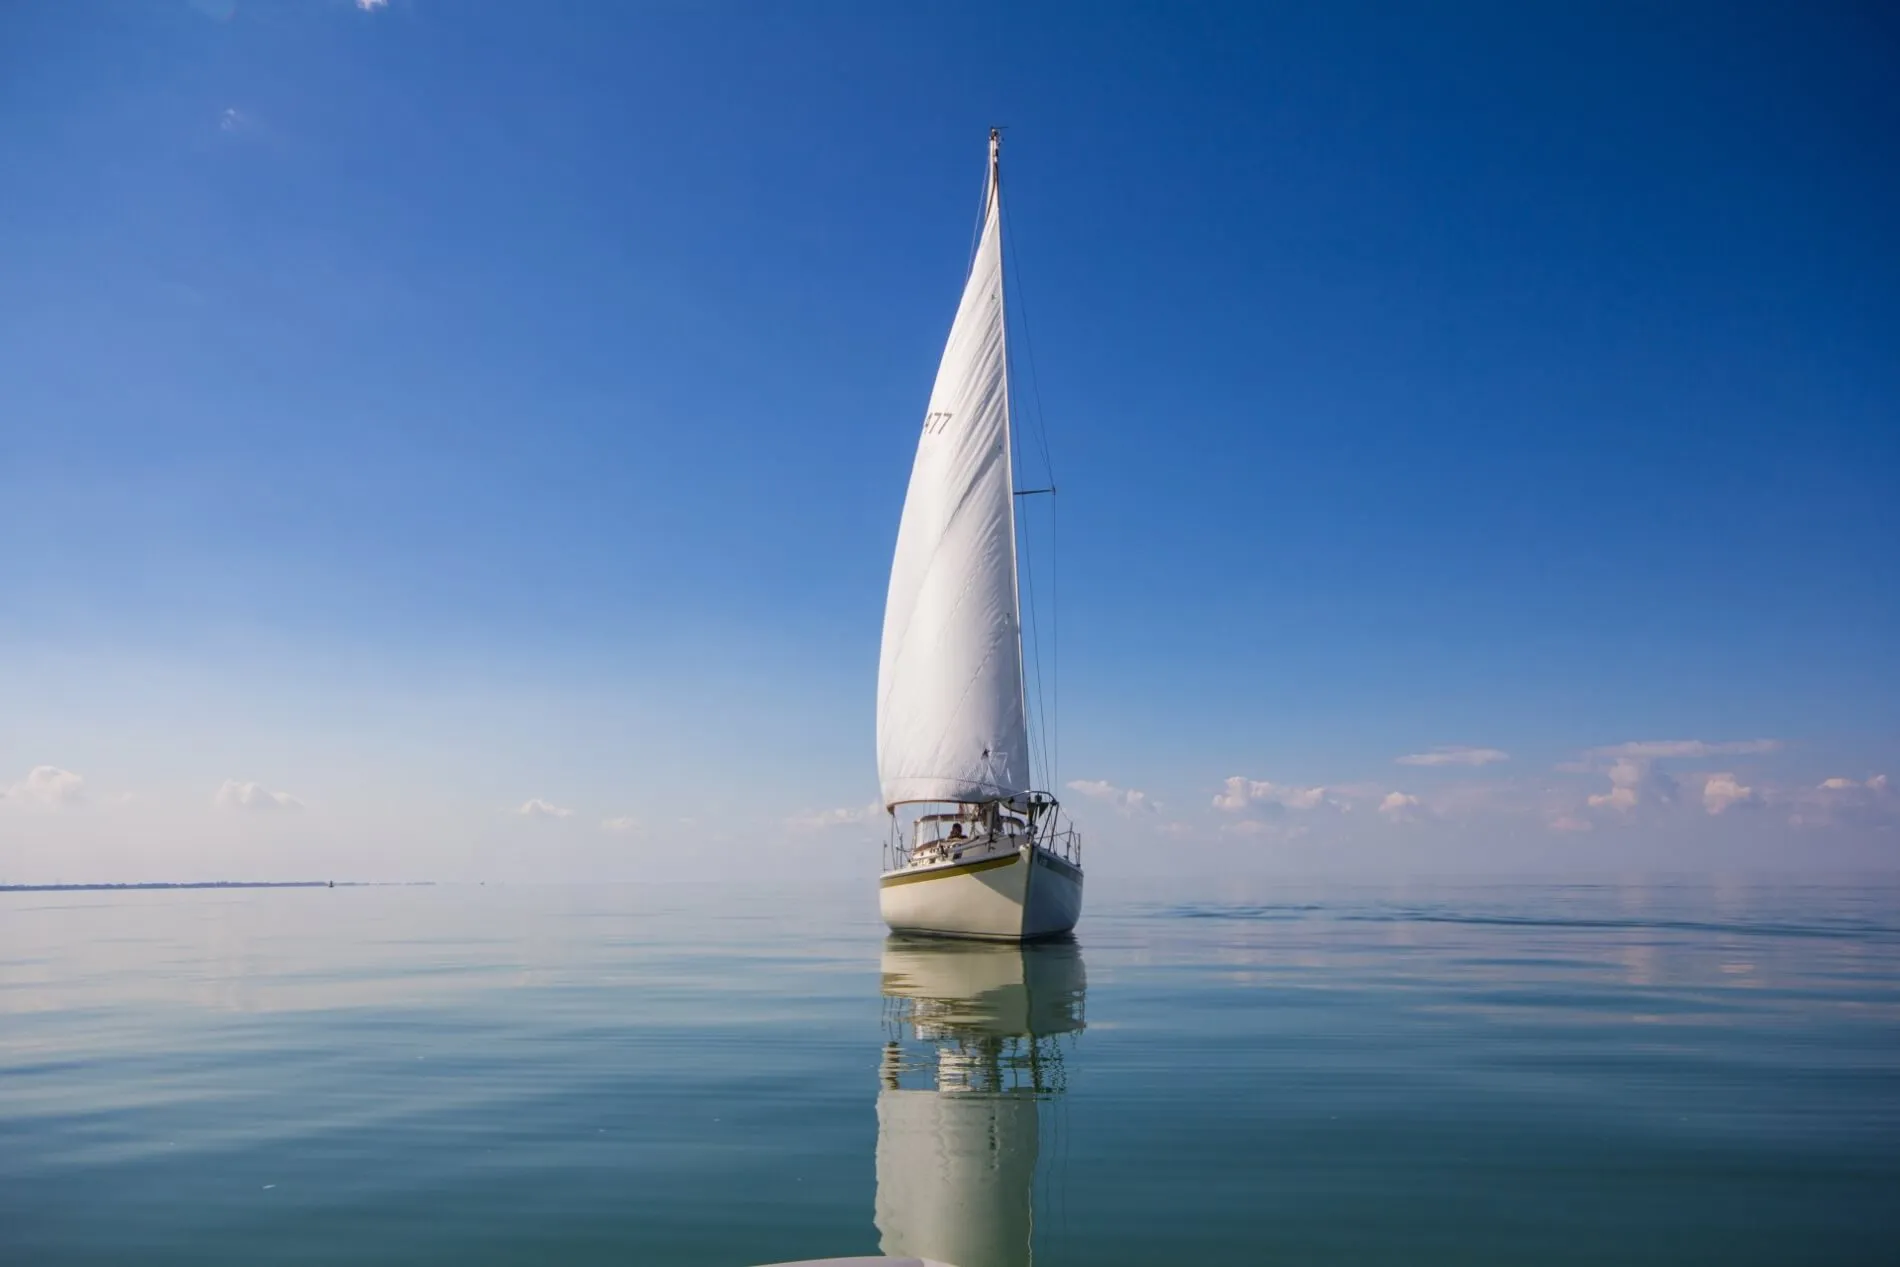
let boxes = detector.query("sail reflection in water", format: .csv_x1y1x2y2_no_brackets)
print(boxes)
874,937,1086,1267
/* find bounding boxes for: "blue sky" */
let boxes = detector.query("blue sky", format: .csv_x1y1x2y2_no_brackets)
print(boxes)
2,0,1896,883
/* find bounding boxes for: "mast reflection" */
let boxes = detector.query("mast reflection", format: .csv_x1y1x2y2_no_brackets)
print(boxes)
874,937,1086,1267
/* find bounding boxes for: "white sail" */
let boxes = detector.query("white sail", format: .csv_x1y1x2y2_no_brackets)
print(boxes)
877,136,1028,810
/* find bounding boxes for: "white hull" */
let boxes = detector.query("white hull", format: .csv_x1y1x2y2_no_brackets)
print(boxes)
880,843,1082,941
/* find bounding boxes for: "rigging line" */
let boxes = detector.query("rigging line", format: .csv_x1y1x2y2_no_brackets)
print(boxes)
997,153,1054,796
998,193,1057,488
967,141,994,272
1017,471,1054,794
1008,344,1053,794
999,168,1059,793
1013,413,1052,791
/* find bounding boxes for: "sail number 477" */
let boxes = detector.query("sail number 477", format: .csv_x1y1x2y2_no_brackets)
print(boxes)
922,411,954,435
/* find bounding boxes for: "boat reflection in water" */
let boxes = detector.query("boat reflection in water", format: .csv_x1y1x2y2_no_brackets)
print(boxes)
874,936,1086,1267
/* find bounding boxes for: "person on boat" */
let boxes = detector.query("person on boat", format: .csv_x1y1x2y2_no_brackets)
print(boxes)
948,823,964,841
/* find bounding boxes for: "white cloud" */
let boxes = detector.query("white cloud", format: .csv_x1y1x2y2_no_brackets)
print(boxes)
1587,789,1636,813
1561,739,1773,821
1702,773,1758,815
1396,747,1509,767
1066,778,1156,815
1590,739,1781,760
1213,777,1341,813
1378,791,1420,821
1548,814,1594,833
1792,773,1895,829
357,0,388,11
1586,757,1676,814
517,797,573,820
788,801,883,831
214,779,304,812
1212,777,1259,811
600,816,640,834
3,765,87,808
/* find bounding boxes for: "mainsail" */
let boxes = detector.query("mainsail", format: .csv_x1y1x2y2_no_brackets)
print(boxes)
876,134,1029,811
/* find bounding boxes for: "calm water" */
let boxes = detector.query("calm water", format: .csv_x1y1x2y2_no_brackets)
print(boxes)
3,878,1897,1265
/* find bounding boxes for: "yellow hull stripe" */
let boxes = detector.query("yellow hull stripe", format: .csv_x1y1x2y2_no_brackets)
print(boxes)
880,853,1019,888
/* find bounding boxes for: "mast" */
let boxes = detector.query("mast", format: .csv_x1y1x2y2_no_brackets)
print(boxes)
994,129,1033,803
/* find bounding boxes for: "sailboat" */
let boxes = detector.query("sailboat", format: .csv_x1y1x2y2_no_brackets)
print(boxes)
876,131,1083,941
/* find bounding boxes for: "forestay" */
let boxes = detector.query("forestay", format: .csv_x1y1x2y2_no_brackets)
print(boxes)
876,138,1029,811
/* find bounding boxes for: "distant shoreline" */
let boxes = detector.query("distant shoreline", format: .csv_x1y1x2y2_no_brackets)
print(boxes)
0,881,433,893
